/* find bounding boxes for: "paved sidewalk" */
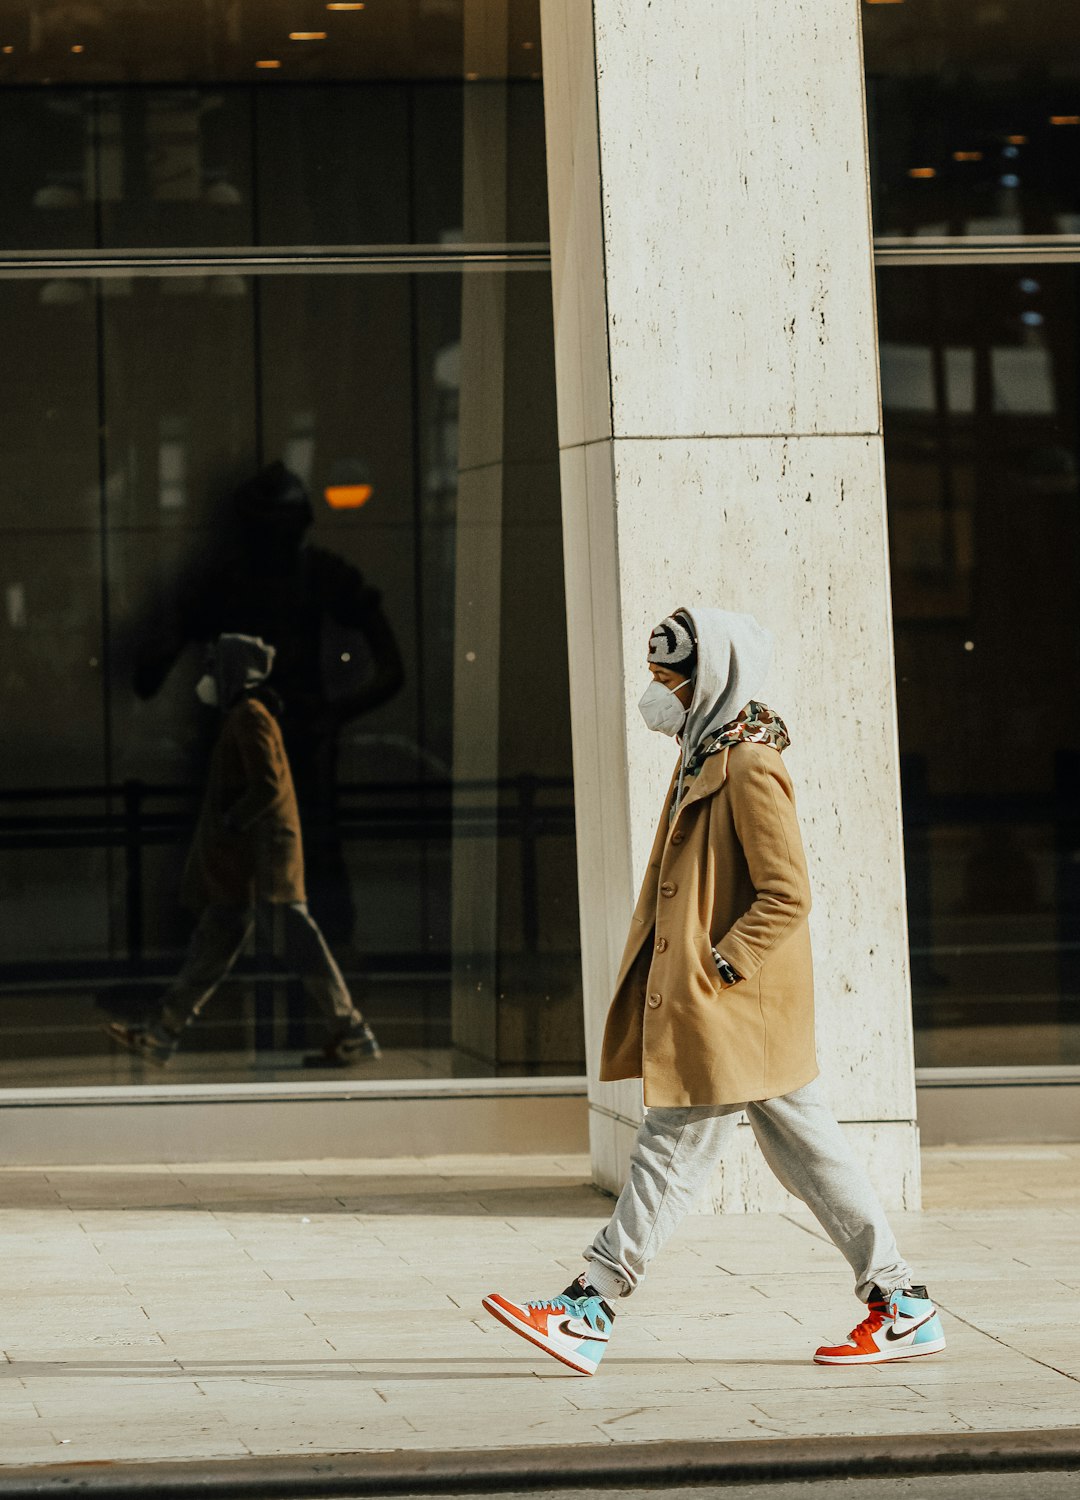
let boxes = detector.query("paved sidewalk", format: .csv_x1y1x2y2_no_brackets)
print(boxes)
0,1144,1077,1467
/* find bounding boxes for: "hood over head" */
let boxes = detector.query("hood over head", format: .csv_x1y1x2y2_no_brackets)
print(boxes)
232,460,314,546
210,633,276,709
670,606,774,766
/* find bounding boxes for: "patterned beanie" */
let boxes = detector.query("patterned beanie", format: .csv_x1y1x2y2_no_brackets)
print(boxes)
648,612,697,676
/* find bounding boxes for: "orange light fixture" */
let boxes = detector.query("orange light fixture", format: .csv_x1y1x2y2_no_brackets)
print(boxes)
865,1,905,6
907,167,936,179
953,151,983,162
2,44,12,53
256,59,282,68
289,31,328,41
325,484,374,510
71,44,85,53
465,71,480,80
1006,134,1028,145
327,3,365,8
1050,115,1080,126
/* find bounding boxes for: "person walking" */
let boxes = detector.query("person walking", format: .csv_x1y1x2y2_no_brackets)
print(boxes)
484,608,945,1374
105,633,380,1068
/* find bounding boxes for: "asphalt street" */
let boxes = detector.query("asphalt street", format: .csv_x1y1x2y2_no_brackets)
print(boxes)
383,1475,1079,1500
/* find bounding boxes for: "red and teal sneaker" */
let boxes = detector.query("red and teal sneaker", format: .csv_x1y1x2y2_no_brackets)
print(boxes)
814,1284,946,1365
483,1274,615,1375
102,1020,179,1067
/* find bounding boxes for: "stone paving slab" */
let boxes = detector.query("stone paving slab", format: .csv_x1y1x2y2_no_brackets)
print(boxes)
0,1145,1077,1467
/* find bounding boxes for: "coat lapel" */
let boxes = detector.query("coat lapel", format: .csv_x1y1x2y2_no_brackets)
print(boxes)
670,745,731,827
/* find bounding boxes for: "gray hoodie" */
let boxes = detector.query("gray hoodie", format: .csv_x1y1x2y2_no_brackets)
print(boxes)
211,633,276,710
671,607,774,807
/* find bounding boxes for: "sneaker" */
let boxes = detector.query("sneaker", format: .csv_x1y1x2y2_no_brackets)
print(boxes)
305,1018,381,1068
814,1284,946,1365
482,1275,615,1375
103,1021,178,1068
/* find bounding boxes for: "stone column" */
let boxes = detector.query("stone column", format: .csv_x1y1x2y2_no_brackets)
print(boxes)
540,0,920,1208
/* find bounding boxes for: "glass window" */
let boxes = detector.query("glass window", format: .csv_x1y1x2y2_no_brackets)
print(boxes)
0,1,580,1090
0,81,546,250
0,258,580,1087
97,90,257,250
0,91,96,250
877,262,1080,1066
867,1,1080,1069
0,0,549,251
864,0,1080,238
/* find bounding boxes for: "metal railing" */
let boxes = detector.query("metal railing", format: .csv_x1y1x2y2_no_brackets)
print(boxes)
0,774,575,988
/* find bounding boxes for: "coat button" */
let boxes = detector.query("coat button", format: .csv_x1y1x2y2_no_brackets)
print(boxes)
647,992,662,1008
660,882,677,897
671,830,685,845
656,936,668,953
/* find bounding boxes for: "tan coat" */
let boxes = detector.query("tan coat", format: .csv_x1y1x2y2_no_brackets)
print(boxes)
182,697,306,912
600,741,817,1107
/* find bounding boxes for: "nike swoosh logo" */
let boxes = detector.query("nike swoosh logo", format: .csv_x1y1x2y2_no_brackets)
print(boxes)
557,1317,610,1343
885,1309,937,1342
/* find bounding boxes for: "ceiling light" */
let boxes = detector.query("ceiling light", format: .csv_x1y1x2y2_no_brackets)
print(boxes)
953,151,983,162
1006,134,1028,145
907,167,936,179
325,484,374,510
1050,115,1080,126
2,44,14,53
289,32,328,41
327,3,365,8
71,44,85,54
256,59,282,68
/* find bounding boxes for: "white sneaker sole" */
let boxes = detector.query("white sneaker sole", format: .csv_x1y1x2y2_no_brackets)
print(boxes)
102,1024,173,1067
814,1336,947,1365
482,1295,602,1376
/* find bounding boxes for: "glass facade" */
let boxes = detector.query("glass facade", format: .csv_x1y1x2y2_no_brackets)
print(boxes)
9,0,1073,1098
0,2,583,1086
865,0,1080,239
866,1,1080,1067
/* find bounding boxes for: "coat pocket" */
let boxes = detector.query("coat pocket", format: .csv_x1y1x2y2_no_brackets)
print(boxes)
698,931,743,993
695,932,725,994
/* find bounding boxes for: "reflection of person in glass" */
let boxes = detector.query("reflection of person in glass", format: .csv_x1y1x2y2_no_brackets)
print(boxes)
133,460,404,943
106,634,380,1068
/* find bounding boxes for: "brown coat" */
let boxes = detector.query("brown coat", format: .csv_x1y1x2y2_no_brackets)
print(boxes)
599,740,817,1107
182,697,305,913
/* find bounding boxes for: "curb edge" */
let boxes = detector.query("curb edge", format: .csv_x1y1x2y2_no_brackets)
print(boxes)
0,1428,1078,1497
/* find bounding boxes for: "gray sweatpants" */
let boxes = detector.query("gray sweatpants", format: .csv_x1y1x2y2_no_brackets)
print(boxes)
160,901,361,1038
585,1079,912,1304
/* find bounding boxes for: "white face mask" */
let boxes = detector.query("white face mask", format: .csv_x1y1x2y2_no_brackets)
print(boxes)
638,676,691,736
195,673,219,707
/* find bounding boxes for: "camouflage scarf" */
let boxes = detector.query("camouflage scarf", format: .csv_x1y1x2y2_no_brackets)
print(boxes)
671,701,790,816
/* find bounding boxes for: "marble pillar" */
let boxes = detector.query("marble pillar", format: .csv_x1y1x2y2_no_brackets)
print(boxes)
539,0,920,1208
